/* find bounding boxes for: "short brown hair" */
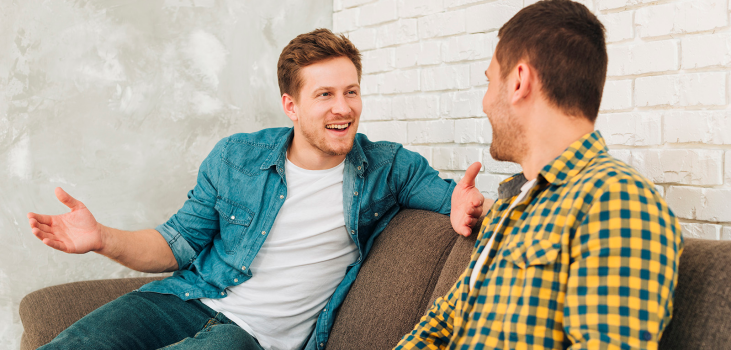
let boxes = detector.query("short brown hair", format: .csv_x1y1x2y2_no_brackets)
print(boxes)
495,0,607,122
277,28,362,100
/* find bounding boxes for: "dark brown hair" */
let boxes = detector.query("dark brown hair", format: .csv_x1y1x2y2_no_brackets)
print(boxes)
277,28,362,100
495,0,607,122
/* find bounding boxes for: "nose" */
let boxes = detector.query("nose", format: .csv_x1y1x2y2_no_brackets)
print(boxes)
332,95,351,116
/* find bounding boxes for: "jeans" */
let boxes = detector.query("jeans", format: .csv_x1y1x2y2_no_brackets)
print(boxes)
39,291,263,350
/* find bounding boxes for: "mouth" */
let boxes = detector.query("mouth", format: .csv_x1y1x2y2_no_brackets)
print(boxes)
325,122,352,131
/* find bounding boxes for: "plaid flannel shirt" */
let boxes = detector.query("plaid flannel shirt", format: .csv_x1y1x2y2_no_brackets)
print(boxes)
396,131,683,350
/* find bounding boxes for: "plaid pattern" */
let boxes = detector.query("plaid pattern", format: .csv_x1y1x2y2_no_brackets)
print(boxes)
396,131,683,350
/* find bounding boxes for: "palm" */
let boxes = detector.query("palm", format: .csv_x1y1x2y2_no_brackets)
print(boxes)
450,162,485,236
28,188,102,254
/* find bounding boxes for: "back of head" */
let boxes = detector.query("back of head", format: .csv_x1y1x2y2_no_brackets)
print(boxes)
496,0,607,122
277,28,362,101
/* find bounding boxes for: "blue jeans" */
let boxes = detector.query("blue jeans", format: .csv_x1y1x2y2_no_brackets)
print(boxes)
39,291,263,350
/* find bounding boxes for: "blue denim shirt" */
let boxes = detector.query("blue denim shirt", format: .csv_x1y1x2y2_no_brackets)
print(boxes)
140,127,455,350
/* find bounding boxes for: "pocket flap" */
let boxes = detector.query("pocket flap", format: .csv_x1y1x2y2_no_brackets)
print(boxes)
502,239,561,269
215,197,254,226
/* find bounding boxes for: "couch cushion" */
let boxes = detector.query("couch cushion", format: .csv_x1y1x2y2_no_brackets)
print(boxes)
327,209,460,350
659,238,731,350
428,233,477,308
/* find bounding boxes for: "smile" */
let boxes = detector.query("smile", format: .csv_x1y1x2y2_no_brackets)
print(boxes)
325,123,351,130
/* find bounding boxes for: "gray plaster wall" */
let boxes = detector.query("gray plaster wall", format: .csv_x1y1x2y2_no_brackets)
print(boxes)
0,0,332,348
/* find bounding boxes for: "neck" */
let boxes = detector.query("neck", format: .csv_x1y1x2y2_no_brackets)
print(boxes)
287,134,347,170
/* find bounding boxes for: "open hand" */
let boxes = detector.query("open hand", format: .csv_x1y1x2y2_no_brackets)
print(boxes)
28,187,103,254
450,162,488,237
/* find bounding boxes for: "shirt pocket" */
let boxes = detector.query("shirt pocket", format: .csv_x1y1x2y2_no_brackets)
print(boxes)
214,196,254,254
502,239,561,269
359,194,397,226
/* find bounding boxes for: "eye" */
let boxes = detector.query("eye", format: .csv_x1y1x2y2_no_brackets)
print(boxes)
347,90,357,95
320,92,331,97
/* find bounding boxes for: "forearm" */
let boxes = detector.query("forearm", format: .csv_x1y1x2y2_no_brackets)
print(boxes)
96,225,178,273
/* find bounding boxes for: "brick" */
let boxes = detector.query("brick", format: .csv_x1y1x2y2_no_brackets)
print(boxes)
404,145,432,163
655,185,665,198
407,120,455,144
440,89,485,118
334,0,343,12
361,120,408,143
418,10,466,39
595,112,661,146
343,0,377,8
599,80,632,111
636,0,728,38
362,48,395,74
395,41,441,69
439,171,462,182
630,149,724,186
484,150,522,175
723,226,731,240
361,73,382,95
380,69,420,94
681,223,722,240
663,111,731,145
476,174,509,200
598,11,634,43
421,64,470,91
376,19,419,47
726,151,731,185
398,0,443,18
361,97,392,121
665,186,703,220
360,0,398,27
444,0,483,8
465,0,522,34
609,149,632,164
433,147,483,170
681,33,731,69
607,40,679,76
392,95,440,120
455,118,492,144
635,73,726,107
347,28,378,51
598,0,654,11
333,7,359,33
441,32,498,63
670,187,731,222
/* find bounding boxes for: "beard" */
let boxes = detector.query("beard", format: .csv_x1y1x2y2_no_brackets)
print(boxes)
299,120,355,156
487,85,526,163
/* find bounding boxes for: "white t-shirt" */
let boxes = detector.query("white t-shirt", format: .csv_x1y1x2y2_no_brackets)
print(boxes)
201,158,358,350
469,178,537,291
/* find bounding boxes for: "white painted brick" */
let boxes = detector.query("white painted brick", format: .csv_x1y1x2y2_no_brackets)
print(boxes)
665,186,703,220
670,187,731,222
702,189,731,222
335,0,343,12
398,0,443,18
630,149,724,186
418,10,466,39
726,151,731,185
598,0,654,11
404,145,433,163
347,28,378,51
599,80,632,111
433,147,483,170
380,69,420,94
609,149,632,164
421,64,470,91
392,95,440,120
636,0,728,38
441,32,498,63
723,226,731,240
361,97,392,121
444,0,483,8
407,120,455,144
362,48,395,74
470,60,490,87
455,118,492,144
635,73,726,107
681,33,731,69
465,0,522,34
440,89,485,118
360,0,398,27
598,11,634,43
664,111,731,145
484,150,522,174
395,41,441,69
655,185,665,198
439,171,462,182
361,73,382,95
333,7,359,33
476,173,509,200
376,19,419,47
595,112,661,146
681,223,722,240
361,120,408,143
343,0,377,8
607,40,679,77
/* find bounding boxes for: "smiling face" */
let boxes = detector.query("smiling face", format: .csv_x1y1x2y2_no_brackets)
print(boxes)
482,57,526,163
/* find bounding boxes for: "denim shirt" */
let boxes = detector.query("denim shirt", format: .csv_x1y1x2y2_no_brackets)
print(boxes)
140,127,455,350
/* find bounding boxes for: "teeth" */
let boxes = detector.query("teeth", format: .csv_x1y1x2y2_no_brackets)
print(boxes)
326,123,350,130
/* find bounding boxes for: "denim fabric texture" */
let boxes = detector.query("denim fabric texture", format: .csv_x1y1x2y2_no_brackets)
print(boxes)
39,291,263,350
141,127,456,350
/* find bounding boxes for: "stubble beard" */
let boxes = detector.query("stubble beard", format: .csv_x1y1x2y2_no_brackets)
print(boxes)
300,122,354,157
488,90,526,164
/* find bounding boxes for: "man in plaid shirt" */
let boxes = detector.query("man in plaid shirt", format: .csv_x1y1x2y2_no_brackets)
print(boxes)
397,0,683,349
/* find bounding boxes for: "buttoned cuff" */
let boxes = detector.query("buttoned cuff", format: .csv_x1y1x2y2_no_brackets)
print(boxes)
155,222,197,270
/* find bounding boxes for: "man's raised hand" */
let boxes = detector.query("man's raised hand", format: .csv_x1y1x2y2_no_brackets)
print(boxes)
28,187,103,254
450,162,491,237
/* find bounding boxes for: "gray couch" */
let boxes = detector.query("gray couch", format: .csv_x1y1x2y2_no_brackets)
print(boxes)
19,209,731,349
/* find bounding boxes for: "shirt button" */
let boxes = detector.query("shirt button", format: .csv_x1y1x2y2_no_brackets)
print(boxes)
354,191,358,196
351,230,355,234
320,343,324,347
280,195,284,199
185,293,189,297
234,278,238,283
374,213,378,217
230,216,235,220
221,292,225,296
643,331,652,341
357,166,361,170
242,266,246,270
323,308,327,312
261,231,266,235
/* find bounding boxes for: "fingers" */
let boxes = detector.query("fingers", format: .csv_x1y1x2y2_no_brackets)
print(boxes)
55,187,84,211
27,212,53,225
29,217,54,233
458,162,482,188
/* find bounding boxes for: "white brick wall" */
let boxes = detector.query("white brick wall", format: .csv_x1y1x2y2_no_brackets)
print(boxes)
334,0,731,240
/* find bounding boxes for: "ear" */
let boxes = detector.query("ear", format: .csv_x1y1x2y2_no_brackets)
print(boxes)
282,93,298,122
510,62,533,105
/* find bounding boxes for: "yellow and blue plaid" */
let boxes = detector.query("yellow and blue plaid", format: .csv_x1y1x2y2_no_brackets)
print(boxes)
396,131,683,350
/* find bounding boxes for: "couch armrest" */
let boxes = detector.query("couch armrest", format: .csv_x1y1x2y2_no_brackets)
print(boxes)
19,276,165,350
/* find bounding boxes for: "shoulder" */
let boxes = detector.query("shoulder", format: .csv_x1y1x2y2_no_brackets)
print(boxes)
582,152,657,191
225,127,291,149
207,127,291,175
354,133,403,165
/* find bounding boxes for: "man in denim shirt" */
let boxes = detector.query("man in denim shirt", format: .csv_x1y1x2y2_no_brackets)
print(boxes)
28,29,488,350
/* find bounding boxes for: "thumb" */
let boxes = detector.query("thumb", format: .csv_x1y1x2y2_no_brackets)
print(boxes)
458,162,482,188
55,187,84,210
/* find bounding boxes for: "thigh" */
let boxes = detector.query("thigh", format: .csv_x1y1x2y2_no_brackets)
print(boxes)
39,291,213,350
159,322,263,350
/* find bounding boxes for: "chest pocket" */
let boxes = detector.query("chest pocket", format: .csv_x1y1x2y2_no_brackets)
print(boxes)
502,239,561,269
215,197,254,254
359,194,396,226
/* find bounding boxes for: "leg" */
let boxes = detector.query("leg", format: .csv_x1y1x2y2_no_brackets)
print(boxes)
39,291,215,350
159,318,263,350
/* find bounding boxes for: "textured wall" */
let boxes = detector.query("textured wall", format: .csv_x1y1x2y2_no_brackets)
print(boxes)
335,0,731,239
0,0,332,348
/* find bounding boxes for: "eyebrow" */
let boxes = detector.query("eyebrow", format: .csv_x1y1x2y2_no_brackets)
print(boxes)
312,84,361,94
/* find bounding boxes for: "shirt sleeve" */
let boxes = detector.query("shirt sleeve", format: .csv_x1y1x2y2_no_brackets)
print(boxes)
389,146,456,215
155,138,227,270
564,178,683,349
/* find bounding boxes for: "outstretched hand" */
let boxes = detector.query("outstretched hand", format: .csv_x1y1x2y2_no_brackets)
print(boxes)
450,162,491,237
28,187,103,254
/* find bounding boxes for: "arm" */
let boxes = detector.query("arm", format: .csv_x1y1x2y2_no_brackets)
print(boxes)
564,179,683,348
